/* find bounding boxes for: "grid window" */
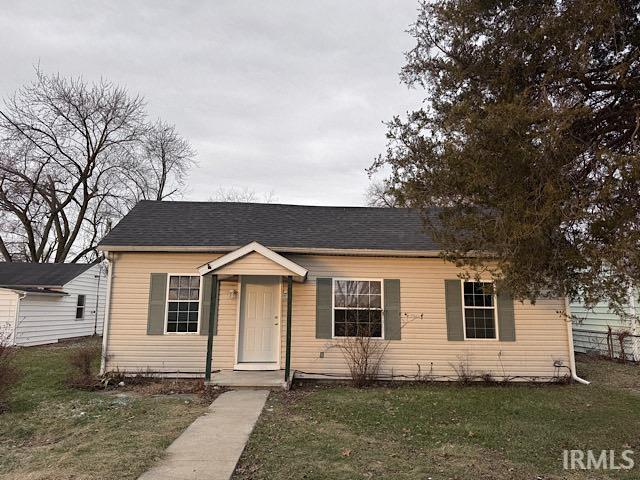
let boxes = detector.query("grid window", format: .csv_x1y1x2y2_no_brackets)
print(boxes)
334,280,382,338
75,294,85,319
167,275,200,333
463,282,496,339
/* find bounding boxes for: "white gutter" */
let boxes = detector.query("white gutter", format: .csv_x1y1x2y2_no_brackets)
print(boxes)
97,244,444,258
100,253,114,376
565,297,590,385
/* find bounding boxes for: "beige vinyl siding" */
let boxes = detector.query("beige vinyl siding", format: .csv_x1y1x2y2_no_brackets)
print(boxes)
215,252,296,276
105,252,571,380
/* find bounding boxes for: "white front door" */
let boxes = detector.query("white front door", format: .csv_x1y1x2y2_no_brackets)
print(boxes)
237,276,280,366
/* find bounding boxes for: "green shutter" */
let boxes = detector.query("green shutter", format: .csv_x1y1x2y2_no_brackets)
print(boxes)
200,275,213,336
315,277,333,339
383,279,401,340
147,273,167,335
497,287,516,341
445,279,464,341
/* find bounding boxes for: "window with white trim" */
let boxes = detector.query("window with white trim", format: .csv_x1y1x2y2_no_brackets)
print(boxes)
167,275,200,333
75,294,85,319
333,279,382,337
463,281,497,339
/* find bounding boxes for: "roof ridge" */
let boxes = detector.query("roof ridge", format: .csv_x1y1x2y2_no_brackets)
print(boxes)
137,199,417,211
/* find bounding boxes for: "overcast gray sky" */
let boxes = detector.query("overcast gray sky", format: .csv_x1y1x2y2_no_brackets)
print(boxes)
0,1,423,206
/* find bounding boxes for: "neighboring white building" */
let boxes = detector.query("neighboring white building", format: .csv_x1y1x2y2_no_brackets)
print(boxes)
571,289,640,362
0,263,106,346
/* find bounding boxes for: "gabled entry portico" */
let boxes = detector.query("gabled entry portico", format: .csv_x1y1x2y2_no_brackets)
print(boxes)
197,242,307,384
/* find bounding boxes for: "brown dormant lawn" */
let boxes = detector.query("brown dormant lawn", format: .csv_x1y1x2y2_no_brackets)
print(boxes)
0,338,208,480
233,357,640,480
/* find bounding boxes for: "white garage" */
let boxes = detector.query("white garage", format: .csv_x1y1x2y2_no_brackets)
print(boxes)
0,263,106,346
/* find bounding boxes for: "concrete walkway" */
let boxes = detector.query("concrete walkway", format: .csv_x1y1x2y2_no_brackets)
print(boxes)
138,390,269,480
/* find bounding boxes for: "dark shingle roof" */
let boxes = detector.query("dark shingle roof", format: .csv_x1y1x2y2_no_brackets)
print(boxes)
0,263,94,288
98,201,440,252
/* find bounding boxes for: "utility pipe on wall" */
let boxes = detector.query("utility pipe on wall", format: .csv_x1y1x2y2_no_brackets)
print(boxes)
564,297,590,385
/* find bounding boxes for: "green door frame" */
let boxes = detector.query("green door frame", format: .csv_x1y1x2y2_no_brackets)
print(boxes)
284,275,293,381
204,274,219,382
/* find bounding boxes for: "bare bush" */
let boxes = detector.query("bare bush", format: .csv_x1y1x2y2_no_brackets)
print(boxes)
333,327,390,388
0,334,20,413
67,343,101,387
450,355,474,384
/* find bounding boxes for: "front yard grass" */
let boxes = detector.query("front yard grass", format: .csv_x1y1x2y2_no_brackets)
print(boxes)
0,338,208,480
234,356,640,480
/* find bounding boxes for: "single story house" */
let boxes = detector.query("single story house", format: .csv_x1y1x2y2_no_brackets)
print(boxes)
0,262,106,346
571,289,639,362
97,200,586,384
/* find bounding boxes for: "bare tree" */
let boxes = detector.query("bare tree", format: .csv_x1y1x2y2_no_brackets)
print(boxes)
365,180,404,208
209,186,277,203
122,119,196,207
0,69,195,263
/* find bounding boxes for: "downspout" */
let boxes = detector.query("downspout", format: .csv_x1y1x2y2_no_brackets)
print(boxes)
12,290,26,346
628,287,639,362
93,267,102,336
100,253,114,376
564,297,590,385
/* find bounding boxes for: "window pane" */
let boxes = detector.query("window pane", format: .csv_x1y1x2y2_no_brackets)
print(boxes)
345,282,358,307
357,281,369,295
187,322,198,333
334,322,346,336
357,295,370,308
167,321,177,332
178,311,188,321
334,310,346,323
178,289,190,300
370,322,382,338
169,276,179,288
178,276,189,288
75,307,83,319
370,294,381,308
346,322,358,336
335,294,346,307
370,281,381,295
345,290,358,307
168,289,179,300
177,322,188,333
189,289,199,300
464,294,473,306
190,277,200,288
465,308,496,339
485,292,494,307
77,295,85,306
167,311,177,321
188,311,198,322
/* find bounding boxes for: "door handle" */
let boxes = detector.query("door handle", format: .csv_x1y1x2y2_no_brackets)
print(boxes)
274,322,279,325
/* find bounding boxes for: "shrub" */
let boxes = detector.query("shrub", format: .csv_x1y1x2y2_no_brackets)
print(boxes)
66,343,101,387
0,334,20,413
333,326,389,388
